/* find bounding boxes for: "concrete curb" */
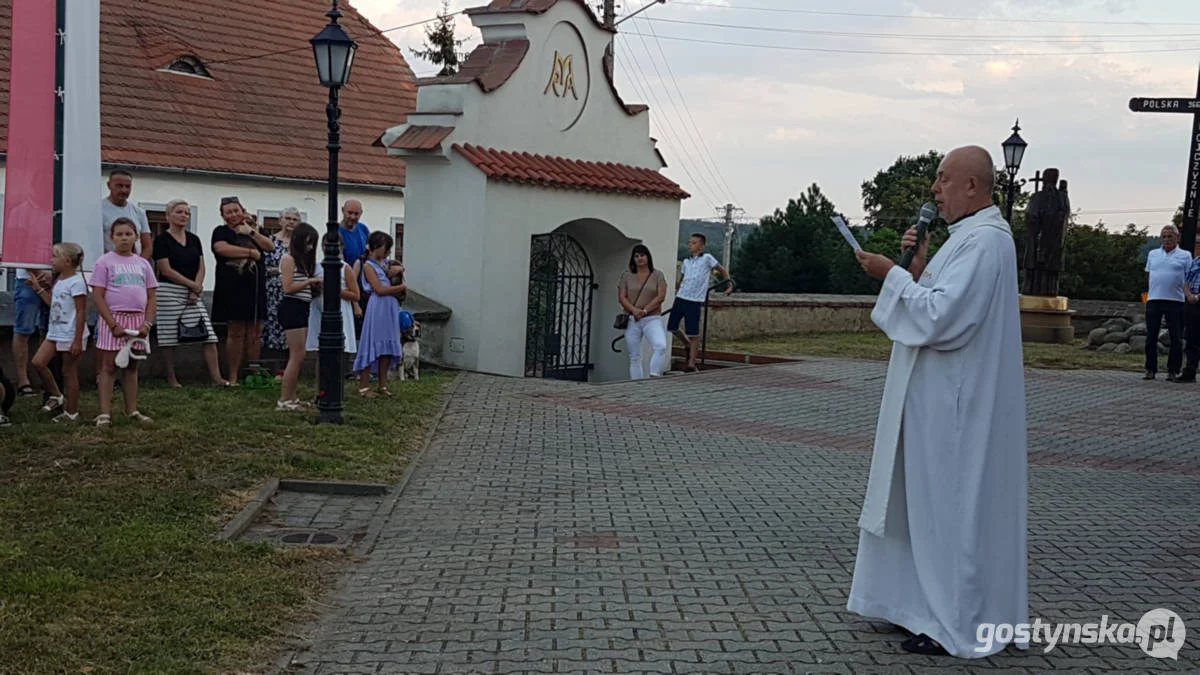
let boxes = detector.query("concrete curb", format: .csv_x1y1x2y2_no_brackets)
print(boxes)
354,371,463,556
218,478,278,541
277,479,388,496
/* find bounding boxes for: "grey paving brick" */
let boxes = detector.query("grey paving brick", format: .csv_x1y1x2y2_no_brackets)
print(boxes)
279,366,1200,674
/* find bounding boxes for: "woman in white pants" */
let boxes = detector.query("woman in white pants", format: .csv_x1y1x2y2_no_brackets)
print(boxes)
618,245,669,379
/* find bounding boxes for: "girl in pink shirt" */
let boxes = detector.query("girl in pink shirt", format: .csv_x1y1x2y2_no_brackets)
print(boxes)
91,218,158,426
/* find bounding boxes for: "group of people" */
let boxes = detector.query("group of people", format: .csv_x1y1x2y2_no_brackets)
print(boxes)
1142,223,1200,382
615,233,734,380
3,171,415,427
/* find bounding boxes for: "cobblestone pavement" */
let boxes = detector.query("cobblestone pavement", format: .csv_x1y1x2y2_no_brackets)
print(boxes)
280,359,1200,674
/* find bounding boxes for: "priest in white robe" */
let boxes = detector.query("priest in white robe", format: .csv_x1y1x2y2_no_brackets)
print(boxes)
848,146,1028,658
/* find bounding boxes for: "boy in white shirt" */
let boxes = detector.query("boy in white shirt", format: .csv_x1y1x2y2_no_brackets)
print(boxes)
668,233,733,372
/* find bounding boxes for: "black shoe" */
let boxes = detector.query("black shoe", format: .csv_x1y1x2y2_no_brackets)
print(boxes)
901,634,948,656
1176,373,1196,383
1144,371,1156,380
1167,372,1178,382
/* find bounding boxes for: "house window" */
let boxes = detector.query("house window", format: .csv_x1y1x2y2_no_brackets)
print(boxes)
162,55,213,80
139,202,197,238
257,209,309,237
391,217,405,262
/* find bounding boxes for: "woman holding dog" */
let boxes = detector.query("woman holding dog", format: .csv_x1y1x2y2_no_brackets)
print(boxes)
618,244,669,380
153,199,227,388
262,207,301,354
211,196,274,384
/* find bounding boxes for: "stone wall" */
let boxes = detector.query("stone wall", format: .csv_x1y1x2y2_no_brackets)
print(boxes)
703,294,879,340
700,293,1147,341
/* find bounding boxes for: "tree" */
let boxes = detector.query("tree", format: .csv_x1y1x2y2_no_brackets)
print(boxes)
737,184,839,293
860,151,944,235
410,1,467,77
1059,222,1148,301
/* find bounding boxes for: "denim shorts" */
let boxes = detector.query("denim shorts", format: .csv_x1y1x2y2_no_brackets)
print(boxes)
13,283,49,336
667,298,704,337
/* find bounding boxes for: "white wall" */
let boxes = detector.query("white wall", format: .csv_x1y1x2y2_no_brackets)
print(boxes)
475,182,680,381
401,156,488,372
0,164,405,291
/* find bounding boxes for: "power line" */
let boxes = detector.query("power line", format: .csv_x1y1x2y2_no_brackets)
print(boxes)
617,50,719,207
643,17,1200,43
618,31,1200,57
208,13,461,65
642,18,740,205
667,1,1200,27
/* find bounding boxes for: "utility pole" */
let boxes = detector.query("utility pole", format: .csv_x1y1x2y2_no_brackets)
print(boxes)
601,0,617,29
718,203,744,273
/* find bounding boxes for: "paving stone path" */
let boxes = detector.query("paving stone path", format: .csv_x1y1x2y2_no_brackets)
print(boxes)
280,359,1200,673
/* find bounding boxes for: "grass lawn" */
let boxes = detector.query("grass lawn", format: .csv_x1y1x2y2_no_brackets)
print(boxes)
0,369,453,673
709,331,1145,371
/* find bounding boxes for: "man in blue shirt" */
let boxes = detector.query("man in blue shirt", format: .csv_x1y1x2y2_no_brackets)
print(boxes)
339,199,371,268
1144,224,1194,380
1179,249,1200,383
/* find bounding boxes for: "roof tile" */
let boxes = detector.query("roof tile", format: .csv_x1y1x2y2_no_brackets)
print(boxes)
453,144,688,200
0,0,416,187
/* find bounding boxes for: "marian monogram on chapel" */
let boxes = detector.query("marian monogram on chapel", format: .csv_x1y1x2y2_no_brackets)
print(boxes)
544,51,578,100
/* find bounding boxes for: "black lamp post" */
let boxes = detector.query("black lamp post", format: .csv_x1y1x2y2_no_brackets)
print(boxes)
1001,119,1028,224
311,0,357,425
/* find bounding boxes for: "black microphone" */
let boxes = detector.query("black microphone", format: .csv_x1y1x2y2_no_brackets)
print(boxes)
899,202,939,269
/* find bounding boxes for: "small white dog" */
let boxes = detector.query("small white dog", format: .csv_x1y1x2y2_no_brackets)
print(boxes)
400,322,421,381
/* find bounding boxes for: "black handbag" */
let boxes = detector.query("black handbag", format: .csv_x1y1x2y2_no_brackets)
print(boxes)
177,312,209,342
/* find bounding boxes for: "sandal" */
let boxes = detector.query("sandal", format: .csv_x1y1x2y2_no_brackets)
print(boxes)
358,387,376,399
0,414,10,428
16,384,37,397
51,412,79,424
377,388,392,398
901,634,948,656
94,414,112,427
41,395,65,414
127,411,153,423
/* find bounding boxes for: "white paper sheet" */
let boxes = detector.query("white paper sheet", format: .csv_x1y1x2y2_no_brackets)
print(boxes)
832,216,862,252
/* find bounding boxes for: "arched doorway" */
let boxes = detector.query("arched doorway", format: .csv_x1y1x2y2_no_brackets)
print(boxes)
525,232,595,381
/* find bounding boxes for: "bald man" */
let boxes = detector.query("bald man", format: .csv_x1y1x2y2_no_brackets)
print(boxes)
339,199,371,267
848,146,1028,658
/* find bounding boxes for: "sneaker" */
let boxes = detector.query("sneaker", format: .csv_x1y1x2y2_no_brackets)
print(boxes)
1143,371,1156,380
0,414,10,427
40,395,65,414
1176,373,1197,383
1167,372,1179,382
127,411,153,423
95,414,112,427
276,399,303,412
51,412,79,423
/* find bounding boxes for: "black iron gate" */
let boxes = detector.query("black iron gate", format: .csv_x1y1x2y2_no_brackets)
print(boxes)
525,233,595,381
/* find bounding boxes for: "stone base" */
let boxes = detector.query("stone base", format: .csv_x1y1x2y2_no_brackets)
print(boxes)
1019,296,1075,344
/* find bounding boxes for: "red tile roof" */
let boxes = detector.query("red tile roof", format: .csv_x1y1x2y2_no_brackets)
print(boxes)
418,39,529,92
0,0,416,187
379,125,455,151
466,0,614,33
454,143,688,200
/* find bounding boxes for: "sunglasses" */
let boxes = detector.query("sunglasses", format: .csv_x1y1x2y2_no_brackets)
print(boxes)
220,196,241,206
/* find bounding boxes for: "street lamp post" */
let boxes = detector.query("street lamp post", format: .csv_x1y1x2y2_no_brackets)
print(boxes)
1001,119,1028,224
311,0,357,425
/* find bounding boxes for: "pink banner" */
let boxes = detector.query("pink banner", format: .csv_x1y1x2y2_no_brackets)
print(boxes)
1,0,57,268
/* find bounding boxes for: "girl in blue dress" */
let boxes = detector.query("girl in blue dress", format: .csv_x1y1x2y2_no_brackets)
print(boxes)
353,232,407,397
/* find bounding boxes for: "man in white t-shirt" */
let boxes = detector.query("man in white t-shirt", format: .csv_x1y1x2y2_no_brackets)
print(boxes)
668,232,733,372
101,170,153,260
1143,224,1194,380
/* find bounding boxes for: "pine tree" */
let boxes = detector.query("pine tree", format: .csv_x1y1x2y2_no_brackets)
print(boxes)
410,1,467,77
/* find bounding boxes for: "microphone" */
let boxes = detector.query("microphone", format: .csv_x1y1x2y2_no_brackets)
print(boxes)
899,202,939,269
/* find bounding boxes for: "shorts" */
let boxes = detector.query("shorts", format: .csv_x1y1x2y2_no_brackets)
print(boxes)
14,283,49,336
667,298,704,337
279,297,311,331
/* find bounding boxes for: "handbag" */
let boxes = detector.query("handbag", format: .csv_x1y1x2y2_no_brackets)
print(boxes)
177,311,209,342
614,273,653,330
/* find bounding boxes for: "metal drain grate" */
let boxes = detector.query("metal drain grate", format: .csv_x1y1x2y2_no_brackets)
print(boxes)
278,531,342,546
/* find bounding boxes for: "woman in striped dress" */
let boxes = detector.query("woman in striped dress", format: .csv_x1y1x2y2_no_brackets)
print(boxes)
152,199,228,387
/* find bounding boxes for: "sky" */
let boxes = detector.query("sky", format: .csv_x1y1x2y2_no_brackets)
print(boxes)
353,0,1200,229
